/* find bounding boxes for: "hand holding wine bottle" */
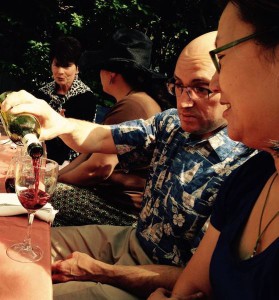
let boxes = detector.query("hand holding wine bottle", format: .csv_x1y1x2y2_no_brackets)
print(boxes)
0,91,43,158
0,90,68,142
0,90,112,156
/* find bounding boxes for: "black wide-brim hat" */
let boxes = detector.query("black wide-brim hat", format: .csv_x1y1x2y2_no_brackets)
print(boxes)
79,28,166,79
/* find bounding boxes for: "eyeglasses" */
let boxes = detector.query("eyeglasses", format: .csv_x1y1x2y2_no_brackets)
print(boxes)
209,32,258,73
166,79,212,100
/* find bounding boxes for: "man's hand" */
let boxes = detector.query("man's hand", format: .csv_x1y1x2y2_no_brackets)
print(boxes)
148,288,204,300
2,90,114,155
52,251,101,283
2,90,69,141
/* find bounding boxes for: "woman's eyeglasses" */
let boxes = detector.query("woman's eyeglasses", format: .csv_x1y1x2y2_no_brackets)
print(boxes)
209,31,270,72
209,33,259,72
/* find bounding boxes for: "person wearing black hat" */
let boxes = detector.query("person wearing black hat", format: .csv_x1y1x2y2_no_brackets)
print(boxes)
52,28,164,227
2,32,256,300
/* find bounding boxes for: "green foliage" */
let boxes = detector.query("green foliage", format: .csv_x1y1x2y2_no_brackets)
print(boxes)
23,41,51,87
0,0,221,104
56,13,84,34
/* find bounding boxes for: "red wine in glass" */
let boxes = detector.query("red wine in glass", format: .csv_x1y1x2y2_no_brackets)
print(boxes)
6,156,58,263
15,157,49,210
18,188,50,210
5,177,15,193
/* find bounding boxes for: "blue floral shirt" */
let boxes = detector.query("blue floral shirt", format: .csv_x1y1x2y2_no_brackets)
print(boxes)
111,109,256,266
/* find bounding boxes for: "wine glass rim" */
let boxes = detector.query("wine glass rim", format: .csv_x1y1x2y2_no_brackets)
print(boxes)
19,156,58,165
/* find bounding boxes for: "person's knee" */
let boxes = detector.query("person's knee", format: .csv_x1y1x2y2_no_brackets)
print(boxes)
53,281,142,300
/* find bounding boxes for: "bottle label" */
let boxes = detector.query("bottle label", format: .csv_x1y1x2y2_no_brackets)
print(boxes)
22,133,41,148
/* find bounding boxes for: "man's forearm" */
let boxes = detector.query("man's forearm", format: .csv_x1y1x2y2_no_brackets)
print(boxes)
93,263,183,298
53,252,183,298
59,118,117,155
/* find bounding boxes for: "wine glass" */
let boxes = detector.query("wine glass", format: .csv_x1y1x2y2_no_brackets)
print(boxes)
5,156,17,193
6,156,58,263
4,146,25,193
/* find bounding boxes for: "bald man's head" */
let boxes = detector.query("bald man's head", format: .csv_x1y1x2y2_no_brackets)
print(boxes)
173,31,226,138
181,31,217,59
174,31,217,84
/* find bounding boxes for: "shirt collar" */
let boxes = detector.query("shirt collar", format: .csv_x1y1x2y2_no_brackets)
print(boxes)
39,76,91,99
181,127,241,161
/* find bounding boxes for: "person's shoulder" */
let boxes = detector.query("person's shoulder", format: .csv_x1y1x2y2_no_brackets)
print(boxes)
67,80,97,103
209,127,248,153
155,108,178,120
211,151,274,230
106,93,161,123
38,81,55,94
122,92,161,110
238,150,274,172
68,78,94,97
153,108,180,129
125,92,156,104
33,81,55,100
221,151,274,193
74,90,96,99
77,79,93,92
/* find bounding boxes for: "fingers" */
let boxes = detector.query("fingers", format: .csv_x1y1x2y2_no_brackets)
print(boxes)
51,253,79,276
147,288,170,299
52,259,72,274
51,260,63,273
51,258,77,283
2,90,37,111
1,90,52,121
148,289,205,300
8,103,43,116
52,273,75,283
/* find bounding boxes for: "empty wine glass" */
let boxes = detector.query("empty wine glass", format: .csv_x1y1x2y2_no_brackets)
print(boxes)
6,156,58,262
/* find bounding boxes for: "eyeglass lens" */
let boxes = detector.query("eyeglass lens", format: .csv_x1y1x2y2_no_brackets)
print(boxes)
167,83,210,100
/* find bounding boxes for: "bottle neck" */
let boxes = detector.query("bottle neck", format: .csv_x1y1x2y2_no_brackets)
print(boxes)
22,133,43,158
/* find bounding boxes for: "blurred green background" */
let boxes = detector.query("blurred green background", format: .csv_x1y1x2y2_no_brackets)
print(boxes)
0,0,221,107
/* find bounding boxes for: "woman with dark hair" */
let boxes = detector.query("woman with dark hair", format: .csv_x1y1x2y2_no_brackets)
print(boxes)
52,28,164,226
35,36,97,164
149,1,279,299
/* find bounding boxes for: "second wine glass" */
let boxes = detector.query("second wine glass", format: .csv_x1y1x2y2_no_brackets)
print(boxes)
4,146,25,193
6,156,58,263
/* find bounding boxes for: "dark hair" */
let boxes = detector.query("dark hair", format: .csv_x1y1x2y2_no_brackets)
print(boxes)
50,36,82,67
219,1,279,49
105,62,173,110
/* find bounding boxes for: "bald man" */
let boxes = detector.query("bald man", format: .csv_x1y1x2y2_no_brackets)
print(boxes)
2,31,256,300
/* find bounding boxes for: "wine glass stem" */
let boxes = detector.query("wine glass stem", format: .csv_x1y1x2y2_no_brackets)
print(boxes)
24,211,35,249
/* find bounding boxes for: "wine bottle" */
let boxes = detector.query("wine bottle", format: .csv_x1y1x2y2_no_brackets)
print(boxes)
0,91,43,158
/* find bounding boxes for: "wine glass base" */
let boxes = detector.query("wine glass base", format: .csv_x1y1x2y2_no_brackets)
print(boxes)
6,242,43,263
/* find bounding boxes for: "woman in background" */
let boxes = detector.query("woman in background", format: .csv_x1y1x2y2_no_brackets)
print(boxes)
35,35,97,164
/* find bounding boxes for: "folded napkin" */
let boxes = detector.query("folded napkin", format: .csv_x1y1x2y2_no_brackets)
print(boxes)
0,193,58,223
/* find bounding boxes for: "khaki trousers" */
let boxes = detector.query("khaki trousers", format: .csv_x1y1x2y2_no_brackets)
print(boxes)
51,225,153,300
